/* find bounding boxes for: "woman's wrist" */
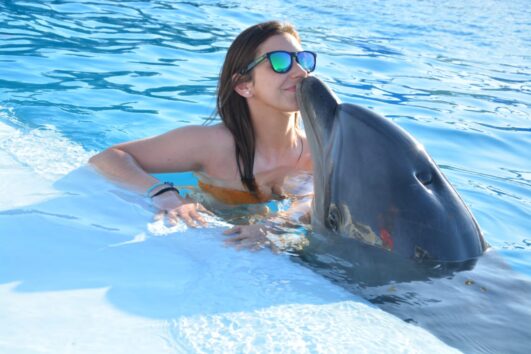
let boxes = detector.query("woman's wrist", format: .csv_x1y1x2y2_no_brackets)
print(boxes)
145,181,168,197
146,181,184,207
150,189,184,209
145,181,180,198
150,185,180,198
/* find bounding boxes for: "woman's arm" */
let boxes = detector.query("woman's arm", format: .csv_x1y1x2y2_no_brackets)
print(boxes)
89,125,212,192
89,147,160,194
89,125,223,226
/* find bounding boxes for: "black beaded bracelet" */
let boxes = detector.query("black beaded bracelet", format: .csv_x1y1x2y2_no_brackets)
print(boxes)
150,185,180,198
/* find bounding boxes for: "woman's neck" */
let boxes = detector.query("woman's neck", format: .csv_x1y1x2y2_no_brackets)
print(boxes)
249,106,300,161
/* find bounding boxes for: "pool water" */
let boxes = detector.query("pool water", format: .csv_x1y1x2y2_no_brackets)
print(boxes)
1,0,530,353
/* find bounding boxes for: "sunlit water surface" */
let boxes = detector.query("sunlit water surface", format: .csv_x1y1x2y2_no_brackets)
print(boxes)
1,1,530,353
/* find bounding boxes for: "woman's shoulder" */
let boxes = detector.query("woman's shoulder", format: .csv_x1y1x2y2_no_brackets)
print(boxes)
203,123,233,144
185,123,230,139
186,123,235,159
167,123,233,148
190,123,240,179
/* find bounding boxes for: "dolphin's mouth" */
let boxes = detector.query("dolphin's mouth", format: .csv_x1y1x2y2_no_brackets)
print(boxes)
296,79,318,141
296,77,341,227
296,77,339,166
296,78,329,184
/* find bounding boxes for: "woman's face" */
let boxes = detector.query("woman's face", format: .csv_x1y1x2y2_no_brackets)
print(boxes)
246,33,309,113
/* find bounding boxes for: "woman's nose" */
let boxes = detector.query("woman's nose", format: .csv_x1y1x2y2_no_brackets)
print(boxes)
290,60,309,79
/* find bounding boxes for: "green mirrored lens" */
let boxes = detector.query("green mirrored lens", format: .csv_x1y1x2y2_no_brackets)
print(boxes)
269,52,292,73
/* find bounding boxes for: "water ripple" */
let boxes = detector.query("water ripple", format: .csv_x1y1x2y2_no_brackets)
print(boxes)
1,1,530,353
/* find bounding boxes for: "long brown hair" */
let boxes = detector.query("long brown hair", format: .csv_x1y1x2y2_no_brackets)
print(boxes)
215,21,301,192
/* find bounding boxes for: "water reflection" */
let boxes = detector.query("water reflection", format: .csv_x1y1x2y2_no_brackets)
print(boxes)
0,1,530,353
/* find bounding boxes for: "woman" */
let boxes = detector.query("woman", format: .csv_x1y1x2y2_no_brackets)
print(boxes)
89,21,315,250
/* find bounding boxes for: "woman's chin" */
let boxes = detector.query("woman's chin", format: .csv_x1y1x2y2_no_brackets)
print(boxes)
281,97,300,112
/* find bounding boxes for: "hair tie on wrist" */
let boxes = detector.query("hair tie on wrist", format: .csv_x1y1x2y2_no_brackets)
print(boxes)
146,181,177,198
145,181,165,197
150,186,180,198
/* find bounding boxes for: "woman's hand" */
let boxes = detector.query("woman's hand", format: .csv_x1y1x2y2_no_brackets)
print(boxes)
152,192,211,227
223,224,279,252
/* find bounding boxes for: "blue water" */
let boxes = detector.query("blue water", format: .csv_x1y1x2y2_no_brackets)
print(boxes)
1,0,530,353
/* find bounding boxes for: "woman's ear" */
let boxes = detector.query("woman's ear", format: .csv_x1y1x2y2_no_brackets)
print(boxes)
232,73,254,98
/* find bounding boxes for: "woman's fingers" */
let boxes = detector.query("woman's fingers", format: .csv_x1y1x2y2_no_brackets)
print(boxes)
166,210,179,226
190,210,206,226
161,209,192,227
223,226,241,235
230,237,253,250
223,225,272,251
224,233,248,244
154,210,165,222
180,213,197,228
196,203,215,215
152,192,213,227
159,203,208,228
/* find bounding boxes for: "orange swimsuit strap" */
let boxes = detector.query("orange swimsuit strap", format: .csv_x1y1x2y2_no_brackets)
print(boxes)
197,180,270,205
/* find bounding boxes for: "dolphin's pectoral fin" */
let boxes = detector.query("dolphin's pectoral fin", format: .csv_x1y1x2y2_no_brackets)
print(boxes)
339,204,383,248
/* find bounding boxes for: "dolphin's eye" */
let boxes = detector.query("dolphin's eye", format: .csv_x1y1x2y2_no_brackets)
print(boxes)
416,171,433,186
327,205,341,232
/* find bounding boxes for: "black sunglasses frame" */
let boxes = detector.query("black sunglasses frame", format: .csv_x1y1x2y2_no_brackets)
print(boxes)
240,50,317,75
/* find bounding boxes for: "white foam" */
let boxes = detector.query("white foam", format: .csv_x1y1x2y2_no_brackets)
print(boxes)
0,121,55,210
0,121,92,182
0,108,93,210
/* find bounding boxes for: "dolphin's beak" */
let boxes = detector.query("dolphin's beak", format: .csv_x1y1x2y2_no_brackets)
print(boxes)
297,77,342,226
296,77,340,155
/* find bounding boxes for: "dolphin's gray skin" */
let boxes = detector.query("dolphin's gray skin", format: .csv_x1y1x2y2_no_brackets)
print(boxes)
295,76,487,285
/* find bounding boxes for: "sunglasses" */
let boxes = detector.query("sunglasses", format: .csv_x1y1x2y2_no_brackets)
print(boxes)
240,50,317,75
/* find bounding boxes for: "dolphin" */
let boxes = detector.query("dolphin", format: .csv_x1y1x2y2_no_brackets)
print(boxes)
295,76,488,286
